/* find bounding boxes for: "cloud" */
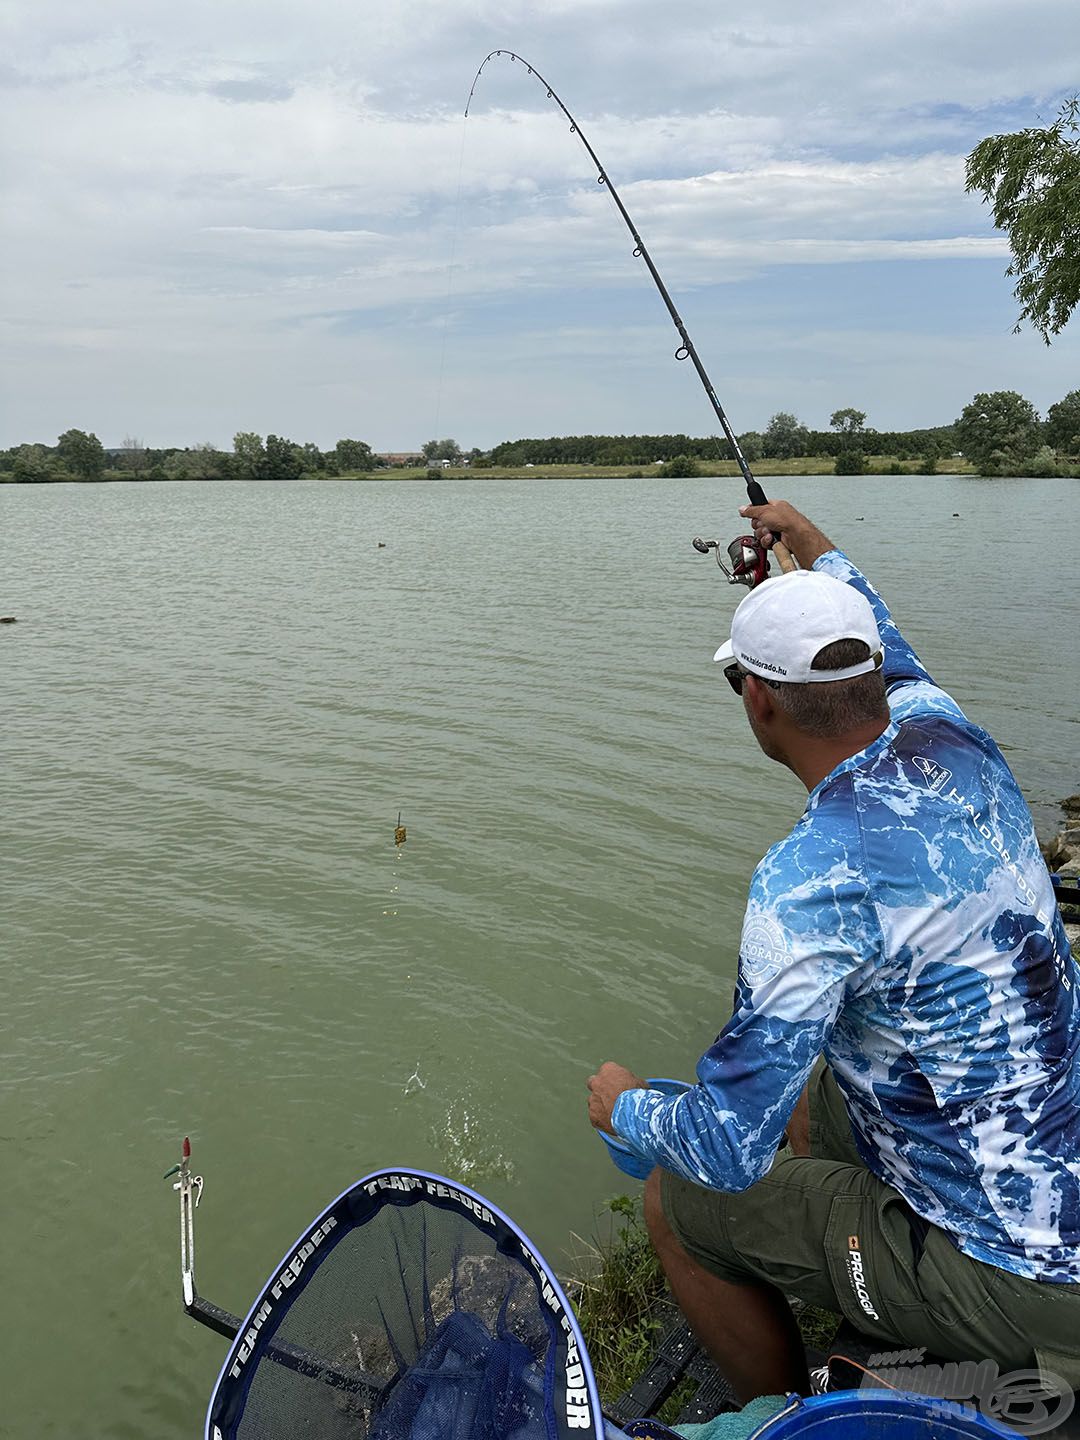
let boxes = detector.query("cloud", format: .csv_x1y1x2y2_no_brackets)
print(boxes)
1,0,1077,447
205,77,296,104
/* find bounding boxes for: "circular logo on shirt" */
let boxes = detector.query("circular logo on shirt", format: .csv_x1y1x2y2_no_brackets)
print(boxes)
740,917,791,987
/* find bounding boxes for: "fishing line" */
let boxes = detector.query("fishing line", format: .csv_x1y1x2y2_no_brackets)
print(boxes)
464,48,781,529
431,112,471,447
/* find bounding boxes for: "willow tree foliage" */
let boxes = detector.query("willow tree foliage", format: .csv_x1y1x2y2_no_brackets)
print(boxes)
763,412,810,460
334,438,374,472
57,428,105,481
422,438,463,464
966,98,1080,343
955,391,1041,474
1045,390,1080,453
233,431,266,480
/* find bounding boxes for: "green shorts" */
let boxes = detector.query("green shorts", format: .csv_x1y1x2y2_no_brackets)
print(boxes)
660,1063,1080,1387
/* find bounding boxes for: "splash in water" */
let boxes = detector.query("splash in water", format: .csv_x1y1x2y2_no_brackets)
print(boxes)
434,1100,515,1185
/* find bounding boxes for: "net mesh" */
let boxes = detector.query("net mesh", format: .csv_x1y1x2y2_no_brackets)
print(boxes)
208,1171,599,1440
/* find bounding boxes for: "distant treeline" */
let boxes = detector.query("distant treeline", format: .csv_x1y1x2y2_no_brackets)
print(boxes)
485,427,959,467
0,433,477,484
485,390,1080,478
4,390,1078,482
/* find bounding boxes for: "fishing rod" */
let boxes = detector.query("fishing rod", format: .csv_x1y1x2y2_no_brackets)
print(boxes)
465,49,794,583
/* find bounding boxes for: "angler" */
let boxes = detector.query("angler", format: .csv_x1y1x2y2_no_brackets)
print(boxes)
588,499,1080,1403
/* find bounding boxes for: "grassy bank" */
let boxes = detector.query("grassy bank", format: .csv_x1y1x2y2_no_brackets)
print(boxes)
333,456,978,482
568,1196,669,1406
569,1195,839,1412
5,455,984,484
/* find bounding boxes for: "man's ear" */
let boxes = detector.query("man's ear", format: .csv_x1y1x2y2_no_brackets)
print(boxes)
744,673,777,726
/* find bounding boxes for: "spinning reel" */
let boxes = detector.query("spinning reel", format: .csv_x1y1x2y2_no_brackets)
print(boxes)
692,533,771,588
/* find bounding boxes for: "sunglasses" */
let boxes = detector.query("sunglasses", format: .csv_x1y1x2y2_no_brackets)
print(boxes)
723,663,781,695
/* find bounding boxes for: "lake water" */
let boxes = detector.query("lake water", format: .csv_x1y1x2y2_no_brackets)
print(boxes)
3,474,1078,1437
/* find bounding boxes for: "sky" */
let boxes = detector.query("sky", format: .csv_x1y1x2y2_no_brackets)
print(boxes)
2,0,1078,452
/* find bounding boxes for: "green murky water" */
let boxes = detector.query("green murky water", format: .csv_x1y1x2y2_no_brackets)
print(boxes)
3,474,1077,1437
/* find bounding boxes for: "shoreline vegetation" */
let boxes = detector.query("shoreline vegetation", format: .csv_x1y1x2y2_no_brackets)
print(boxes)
326,457,981,480
9,455,1080,483
5,391,1079,483
568,1195,840,1411
0,456,1049,483
0,459,979,482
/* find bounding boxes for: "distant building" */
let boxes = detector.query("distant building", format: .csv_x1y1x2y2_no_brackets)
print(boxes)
377,452,425,467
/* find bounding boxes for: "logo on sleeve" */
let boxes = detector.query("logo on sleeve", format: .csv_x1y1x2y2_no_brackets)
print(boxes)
740,917,791,986
912,755,952,792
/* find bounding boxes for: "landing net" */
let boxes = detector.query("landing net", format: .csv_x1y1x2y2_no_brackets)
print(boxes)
206,1167,604,1440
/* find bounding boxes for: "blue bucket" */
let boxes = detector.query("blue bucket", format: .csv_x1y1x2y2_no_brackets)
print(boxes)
599,1079,690,1179
747,1390,1013,1440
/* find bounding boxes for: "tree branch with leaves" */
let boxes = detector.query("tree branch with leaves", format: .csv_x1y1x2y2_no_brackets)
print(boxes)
966,97,1080,344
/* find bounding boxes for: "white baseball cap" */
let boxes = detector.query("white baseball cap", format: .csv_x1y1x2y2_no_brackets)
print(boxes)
712,570,883,683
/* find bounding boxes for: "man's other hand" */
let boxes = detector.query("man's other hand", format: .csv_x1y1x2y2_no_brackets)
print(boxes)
587,1062,647,1135
738,501,836,567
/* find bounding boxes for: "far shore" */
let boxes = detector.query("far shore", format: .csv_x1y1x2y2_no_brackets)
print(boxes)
327,456,980,481
1,456,1013,485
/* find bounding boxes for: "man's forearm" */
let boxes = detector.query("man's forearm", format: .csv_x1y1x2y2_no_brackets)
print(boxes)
783,520,835,568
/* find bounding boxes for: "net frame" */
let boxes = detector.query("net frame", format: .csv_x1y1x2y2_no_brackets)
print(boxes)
205,1166,605,1440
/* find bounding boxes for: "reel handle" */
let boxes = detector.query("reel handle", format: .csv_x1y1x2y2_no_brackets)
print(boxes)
744,481,796,574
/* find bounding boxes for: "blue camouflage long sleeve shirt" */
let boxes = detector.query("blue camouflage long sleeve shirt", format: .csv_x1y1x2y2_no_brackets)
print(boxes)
612,550,1080,1283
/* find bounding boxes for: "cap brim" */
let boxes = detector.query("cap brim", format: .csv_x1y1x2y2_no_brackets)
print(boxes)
712,639,736,664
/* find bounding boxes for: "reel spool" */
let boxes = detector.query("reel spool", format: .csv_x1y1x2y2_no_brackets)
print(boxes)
692,534,771,588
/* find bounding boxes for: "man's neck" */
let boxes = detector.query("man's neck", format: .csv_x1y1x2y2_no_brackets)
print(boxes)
786,719,891,794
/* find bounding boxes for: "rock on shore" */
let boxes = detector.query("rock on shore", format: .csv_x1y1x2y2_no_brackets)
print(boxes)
1041,794,1080,948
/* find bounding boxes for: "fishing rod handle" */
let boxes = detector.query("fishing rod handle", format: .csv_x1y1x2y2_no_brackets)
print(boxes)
744,482,797,573
772,542,797,573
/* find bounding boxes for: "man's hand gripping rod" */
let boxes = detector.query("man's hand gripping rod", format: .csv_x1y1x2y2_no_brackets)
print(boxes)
694,479,796,587
741,482,796,574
